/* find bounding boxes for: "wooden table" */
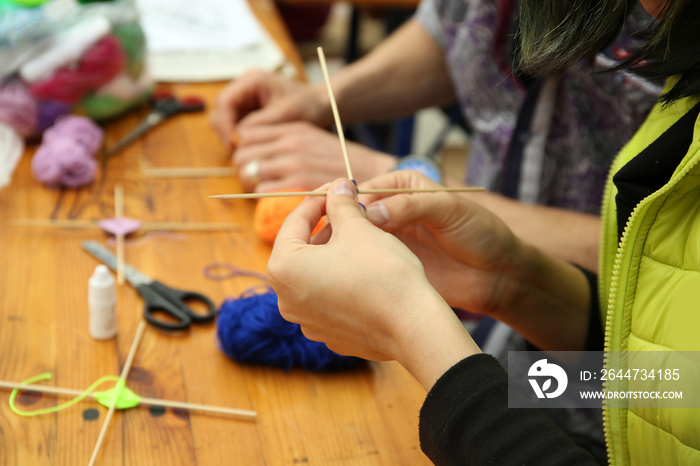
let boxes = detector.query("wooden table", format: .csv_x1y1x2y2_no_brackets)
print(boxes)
0,0,431,464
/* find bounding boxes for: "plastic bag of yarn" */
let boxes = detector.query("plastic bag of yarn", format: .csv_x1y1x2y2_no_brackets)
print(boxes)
0,0,152,138
216,290,364,372
0,122,24,190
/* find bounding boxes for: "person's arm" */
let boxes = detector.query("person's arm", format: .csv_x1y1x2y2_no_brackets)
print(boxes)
322,18,456,125
268,176,599,464
444,176,601,272
360,171,592,352
420,354,599,465
211,19,454,144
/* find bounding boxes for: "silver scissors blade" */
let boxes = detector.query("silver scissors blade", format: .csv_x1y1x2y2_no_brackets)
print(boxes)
102,113,165,161
81,241,153,286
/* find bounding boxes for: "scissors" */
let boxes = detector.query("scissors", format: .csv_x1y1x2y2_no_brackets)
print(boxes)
103,90,205,161
81,240,216,331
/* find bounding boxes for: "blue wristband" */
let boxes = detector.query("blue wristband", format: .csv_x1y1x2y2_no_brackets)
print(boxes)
395,156,442,183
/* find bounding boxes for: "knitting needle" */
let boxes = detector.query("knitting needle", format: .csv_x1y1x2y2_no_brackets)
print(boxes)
317,46,353,181
209,186,485,199
88,320,146,466
114,185,125,285
0,380,256,420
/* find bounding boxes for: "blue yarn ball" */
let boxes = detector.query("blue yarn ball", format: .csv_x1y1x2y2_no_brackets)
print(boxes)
216,291,364,372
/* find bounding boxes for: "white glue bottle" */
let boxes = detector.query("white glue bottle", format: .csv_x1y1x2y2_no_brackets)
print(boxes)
88,265,116,340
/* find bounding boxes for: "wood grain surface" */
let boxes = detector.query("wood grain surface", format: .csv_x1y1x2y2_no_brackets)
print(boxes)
0,1,431,464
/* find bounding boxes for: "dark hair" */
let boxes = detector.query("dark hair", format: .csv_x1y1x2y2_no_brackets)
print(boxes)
518,0,700,103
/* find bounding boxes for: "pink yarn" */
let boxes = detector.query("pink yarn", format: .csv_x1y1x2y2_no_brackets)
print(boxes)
32,139,97,188
29,36,127,104
31,115,103,188
43,115,104,153
0,79,39,137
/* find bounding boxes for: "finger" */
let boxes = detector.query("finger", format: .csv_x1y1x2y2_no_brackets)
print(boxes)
232,138,283,168
237,123,296,147
365,189,465,231
238,103,290,128
210,100,235,145
310,221,332,245
360,170,439,191
273,194,327,248
212,81,251,144
358,170,441,204
253,157,322,193
238,157,295,193
324,179,366,231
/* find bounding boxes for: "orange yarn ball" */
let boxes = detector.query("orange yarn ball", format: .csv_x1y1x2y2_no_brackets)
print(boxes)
253,189,325,244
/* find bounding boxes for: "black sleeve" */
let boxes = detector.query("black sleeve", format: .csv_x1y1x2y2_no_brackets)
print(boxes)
579,267,604,352
419,354,599,466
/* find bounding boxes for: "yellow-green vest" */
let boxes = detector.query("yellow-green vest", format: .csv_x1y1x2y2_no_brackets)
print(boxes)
599,89,700,465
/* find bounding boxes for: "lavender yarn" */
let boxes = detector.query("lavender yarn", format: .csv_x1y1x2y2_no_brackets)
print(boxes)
31,115,103,188
0,78,38,138
32,139,97,188
216,290,364,372
42,115,103,154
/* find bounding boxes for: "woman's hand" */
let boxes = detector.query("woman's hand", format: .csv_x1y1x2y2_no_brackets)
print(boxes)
267,179,480,390
360,171,523,314
359,171,592,351
234,122,396,192
210,70,329,144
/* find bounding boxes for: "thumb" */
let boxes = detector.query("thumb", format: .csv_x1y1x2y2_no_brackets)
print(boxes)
239,103,290,129
325,179,366,230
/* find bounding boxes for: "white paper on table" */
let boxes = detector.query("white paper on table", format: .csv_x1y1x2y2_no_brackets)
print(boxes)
134,0,286,82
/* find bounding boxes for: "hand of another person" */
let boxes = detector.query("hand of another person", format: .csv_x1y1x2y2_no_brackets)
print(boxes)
234,122,397,192
210,70,329,144
267,178,479,389
359,171,525,314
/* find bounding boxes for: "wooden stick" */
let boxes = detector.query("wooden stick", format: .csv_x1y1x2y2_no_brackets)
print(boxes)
8,219,239,232
8,219,100,229
88,321,146,466
209,186,485,200
139,222,240,231
136,396,256,419
114,185,125,286
0,382,256,420
317,47,353,181
143,167,236,178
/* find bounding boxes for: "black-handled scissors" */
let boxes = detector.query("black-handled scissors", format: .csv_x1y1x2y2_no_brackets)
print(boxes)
103,90,206,161
81,240,216,331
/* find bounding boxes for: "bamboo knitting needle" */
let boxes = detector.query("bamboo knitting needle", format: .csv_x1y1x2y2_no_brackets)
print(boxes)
114,185,125,285
0,380,257,419
317,46,353,180
209,186,485,200
88,320,146,466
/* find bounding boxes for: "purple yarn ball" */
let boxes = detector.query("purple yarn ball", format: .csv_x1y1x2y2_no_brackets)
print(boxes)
42,115,103,154
0,78,39,138
32,139,97,188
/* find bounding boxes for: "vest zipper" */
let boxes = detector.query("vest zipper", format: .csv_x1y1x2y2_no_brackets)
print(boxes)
601,151,700,465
